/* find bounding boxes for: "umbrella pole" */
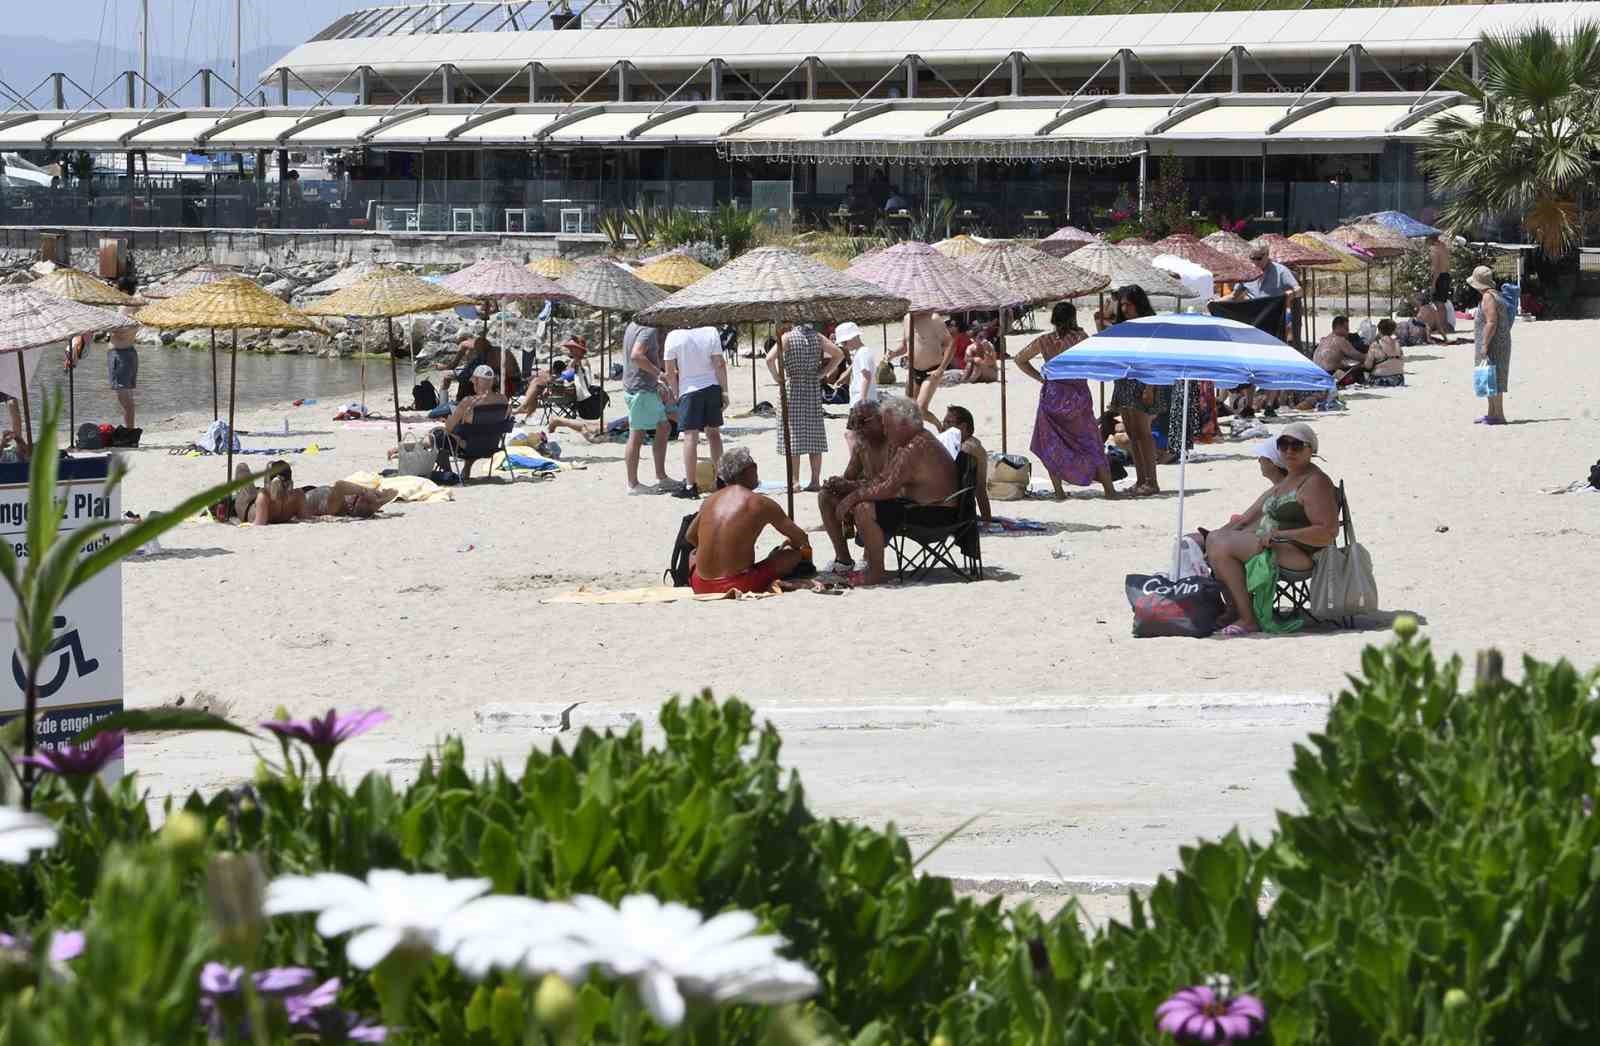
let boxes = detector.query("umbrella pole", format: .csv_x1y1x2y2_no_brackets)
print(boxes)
749,323,757,406
388,318,402,447
904,315,916,397
226,330,238,487
16,353,32,448
1344,274,1350,317
776,324,795,519
599,311,608,429
68,361,75,449
1171,379,1190,579
210,328,219,420
999,305,1009,455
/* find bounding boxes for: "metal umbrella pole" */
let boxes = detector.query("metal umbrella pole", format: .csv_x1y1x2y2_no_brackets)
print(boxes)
16,353,33,447
210,328,219,419
1170,379,1191,579
998,305,1010,454
749,323,757,406
225,330,239,486
387,317,403,447
67,351,74,447
599,311,608,428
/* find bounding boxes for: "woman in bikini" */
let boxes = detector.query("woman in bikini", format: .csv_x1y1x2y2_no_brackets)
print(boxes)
1203,422,1338,637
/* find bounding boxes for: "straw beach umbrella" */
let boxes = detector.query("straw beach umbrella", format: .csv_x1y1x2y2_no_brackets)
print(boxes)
636,247,910,517
809,252,852,271
1294,232,1371,318
931,234,985,258
633,253,713,290
559,260,668,425
1044,225,1099,245
1151,234,1262,287
0,286,138,446
143,263,238,299
303,261,386,297
136,278,324,483
31,268,144,441
1253,234,1340,340
528,256,578,281
1333,222,1409,317
301,271,473,446
956,243,1111,452
440,259,573,393
1064,242,1195,303
1201,229,1255,260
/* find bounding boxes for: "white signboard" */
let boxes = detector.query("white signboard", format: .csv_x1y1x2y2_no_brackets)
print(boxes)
0,457,123,763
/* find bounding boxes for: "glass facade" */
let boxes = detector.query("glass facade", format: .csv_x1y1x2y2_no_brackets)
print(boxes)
0,143,1451,239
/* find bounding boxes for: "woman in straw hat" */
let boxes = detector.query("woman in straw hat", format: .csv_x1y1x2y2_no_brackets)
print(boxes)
1467,265,1512,425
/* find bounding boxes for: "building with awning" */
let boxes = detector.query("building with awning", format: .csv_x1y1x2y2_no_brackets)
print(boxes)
0,1,1577,236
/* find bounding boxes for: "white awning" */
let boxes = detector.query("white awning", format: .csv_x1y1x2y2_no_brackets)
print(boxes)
0,118,68,147
545,112,647,142
204,115,304,148
630,110,745,142
285,114,387,144
127,116,226,148
367,112,466,143
1161,104,1287,138
451,112,559,141
51,117,147,146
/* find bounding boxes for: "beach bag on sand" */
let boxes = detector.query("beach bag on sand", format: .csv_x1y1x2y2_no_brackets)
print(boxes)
397,433,436,477
1308,511,1378,619
76,423,104,449
411,378,438,412
1125,573,1226,638
665,512,698,587
988,454,1032,502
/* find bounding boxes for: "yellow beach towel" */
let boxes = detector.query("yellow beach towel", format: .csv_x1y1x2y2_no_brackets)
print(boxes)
342,472,454,503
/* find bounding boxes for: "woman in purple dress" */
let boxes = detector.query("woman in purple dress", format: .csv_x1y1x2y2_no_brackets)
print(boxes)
1014,302,1120,499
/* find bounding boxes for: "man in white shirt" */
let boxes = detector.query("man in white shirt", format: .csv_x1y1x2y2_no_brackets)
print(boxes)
836,322,877,407
663,325,728,499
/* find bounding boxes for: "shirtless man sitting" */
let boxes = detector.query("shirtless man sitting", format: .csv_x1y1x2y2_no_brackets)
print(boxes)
685,447,812,595
940,404,992,523
835,394,959,586
961,338,998,384
818,402,891,574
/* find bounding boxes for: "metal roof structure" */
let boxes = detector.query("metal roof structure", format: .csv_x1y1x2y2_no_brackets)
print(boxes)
0,92,1475,160
265,2,1600,87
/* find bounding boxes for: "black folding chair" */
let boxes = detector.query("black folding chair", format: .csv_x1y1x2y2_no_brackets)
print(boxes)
448,401,521,483
1274,480,1352,627
888,450,984,583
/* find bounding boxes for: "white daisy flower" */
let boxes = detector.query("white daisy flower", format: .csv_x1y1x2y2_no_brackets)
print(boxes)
0,808,58,864
264,870,491,969
436,895,600,983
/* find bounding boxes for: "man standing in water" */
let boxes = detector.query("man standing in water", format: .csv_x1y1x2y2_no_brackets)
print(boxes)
108,304,139,430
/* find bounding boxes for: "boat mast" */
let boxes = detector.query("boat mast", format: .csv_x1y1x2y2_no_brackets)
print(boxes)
235,0,243,100
140,0,149,106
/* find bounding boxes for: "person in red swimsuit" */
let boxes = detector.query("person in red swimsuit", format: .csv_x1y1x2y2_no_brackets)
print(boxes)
686,447,812,595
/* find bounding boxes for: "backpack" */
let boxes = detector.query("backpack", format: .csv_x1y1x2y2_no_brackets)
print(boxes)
110,425,142,447
76,423,104,449
1589,460,1600,491
1499,283,1519,327
664,512,698,587
412,378,438,411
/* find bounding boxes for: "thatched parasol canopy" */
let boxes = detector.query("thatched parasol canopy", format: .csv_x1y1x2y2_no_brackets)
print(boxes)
1328,224,1407,259
31,267,143,307
956,242,1110,307
303,261,387,297
1201,230,1255,259
1062,242,1196,300
1044,226,1099,244
1151,234,1262,284
1294,232,1371,273
300,270,473,320
527,256,579,281
1253,234,1339,269
0,285,138,352
559,258,668,314
931,234,986,258
632,253,714,290
143,263,240,300
809,252,852,271
847,241,1012,314
439,258,573,302
136,277,325,332
636,247,910,328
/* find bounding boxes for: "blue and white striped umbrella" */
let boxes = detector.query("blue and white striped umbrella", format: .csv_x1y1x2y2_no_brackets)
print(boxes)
1041,314,1333,391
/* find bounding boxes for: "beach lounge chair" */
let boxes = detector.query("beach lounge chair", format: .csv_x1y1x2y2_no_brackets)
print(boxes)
1274,480,1353,627
447,401,521,483
888,450,984,583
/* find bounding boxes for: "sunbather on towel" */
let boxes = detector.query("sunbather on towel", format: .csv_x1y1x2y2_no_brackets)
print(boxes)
686,447,812,595
834,394,959,587
231,463,395,522
296,481,398,519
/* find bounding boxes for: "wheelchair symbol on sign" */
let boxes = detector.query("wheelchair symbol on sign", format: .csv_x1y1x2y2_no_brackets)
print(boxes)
11,617,99,699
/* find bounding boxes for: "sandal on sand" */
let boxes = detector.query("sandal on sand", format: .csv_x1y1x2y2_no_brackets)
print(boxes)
1218,623,1259,638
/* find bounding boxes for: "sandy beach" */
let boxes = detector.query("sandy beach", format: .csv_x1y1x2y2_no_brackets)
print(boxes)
114,315,1597,880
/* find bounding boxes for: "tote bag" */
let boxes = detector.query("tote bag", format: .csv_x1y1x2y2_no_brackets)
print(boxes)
1309,491,1378,618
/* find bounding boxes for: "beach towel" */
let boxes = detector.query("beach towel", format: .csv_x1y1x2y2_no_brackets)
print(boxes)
980,517,1049,534
342,471,454,504
497,450,561,473
1245,551,1303,635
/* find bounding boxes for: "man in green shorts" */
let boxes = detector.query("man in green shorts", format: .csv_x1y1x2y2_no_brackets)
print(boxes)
620,320,681,495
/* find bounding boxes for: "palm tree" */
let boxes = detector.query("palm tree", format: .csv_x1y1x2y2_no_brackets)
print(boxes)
1420,20,1600,254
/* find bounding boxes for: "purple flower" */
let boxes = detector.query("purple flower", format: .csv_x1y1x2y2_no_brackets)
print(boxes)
261,709,390,760
18,732,123,777
1156,984,1266,1042
0,929,83,963
297,1006,387,1043
284,977,341,1026
198,962,315,998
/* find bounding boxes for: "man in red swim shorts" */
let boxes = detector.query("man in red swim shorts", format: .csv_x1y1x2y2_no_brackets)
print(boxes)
686,446,811,595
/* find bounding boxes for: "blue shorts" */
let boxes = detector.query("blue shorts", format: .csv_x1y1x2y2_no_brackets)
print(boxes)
624,390,668,431
109,348,138,391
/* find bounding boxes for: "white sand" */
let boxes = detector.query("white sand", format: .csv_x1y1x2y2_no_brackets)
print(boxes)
117,317,1598,806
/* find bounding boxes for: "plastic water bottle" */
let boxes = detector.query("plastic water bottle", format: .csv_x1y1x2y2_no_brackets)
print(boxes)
1050,538,1073,561
282,417,290,435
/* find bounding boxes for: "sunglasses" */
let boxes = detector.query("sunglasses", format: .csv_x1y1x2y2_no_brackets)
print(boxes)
1276,437,1309,453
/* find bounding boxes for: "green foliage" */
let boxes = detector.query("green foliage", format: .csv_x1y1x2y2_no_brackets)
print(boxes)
710,203,762,258
900,199,956,244
1420,19,1600,253
1392,240,1501,312
1139,155,1190,241
657,208,712,248
596,210,630,253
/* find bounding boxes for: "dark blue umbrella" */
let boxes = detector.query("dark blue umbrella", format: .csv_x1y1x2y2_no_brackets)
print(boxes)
1354,210,1441,239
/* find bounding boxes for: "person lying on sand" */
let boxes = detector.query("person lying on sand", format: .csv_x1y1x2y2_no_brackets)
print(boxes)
685,447,812,595
233,464,397,524
833,394,958,587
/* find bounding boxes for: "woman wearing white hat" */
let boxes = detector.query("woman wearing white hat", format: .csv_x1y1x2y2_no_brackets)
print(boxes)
1468,265,1511,425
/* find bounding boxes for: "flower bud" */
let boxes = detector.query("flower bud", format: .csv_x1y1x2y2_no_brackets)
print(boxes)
931,1036,953,1046
534,974,577,1030
1443,988,1469,1013
1393,614,1418,640
160,812,205,853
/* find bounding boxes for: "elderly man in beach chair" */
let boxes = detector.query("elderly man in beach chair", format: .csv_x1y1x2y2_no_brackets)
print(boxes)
432,364,512,481
684,447,813,595
833,394,959,587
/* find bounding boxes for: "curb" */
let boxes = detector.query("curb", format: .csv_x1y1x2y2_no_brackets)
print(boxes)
948,874,1157,897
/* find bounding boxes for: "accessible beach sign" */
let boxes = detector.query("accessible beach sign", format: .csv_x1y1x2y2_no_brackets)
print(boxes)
0,457,123,773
